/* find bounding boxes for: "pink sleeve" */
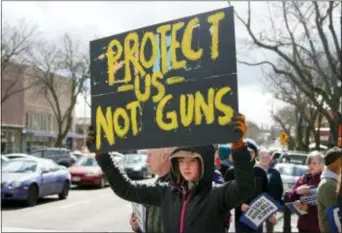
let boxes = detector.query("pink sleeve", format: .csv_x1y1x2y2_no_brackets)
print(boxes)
285,176,303,202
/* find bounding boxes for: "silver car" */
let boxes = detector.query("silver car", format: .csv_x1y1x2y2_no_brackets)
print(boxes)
275,163,308,192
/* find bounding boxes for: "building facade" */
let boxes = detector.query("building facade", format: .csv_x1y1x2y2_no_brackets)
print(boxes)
1,63,84,154
1,63,26,153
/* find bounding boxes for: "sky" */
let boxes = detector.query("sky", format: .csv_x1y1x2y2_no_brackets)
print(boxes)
2,1,287,127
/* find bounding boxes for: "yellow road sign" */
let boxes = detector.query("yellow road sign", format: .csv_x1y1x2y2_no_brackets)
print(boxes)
279,131,288,145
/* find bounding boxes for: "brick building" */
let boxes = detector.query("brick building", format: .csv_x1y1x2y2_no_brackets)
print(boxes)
1,63,84,153
1,63,26,153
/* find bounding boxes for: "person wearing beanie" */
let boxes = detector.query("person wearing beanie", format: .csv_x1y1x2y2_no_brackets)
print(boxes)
317,147,342,233
224,138,269,233
217,144,233,176
86,113,255,233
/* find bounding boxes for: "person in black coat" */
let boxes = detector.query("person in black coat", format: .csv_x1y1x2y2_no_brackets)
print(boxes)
257,148,283,233
224,138,269,233
86,114,255,233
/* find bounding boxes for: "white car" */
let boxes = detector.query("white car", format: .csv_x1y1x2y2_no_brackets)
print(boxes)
5,153,38,160
109,152,125,164
275,163,308,192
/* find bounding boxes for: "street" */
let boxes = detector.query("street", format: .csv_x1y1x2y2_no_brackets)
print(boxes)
1,177,298,232
1,178,155,232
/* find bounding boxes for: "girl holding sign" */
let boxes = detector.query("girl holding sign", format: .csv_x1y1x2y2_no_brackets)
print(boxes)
86,114,255,233
285,151,324,232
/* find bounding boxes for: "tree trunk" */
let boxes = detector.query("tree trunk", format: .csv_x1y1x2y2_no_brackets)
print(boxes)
54,135,64,147
296,114,306,150
304,125,311,152
313,114,322,150
288,137,296,150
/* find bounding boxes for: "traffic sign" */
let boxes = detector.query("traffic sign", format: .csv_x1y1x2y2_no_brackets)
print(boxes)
279,131,288,146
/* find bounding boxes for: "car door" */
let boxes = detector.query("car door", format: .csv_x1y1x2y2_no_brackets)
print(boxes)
47,161,65,194
39,161,57,196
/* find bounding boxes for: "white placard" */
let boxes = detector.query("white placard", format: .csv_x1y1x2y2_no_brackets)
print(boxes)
132,203,146,233
240,193,280,230
299,187,317,205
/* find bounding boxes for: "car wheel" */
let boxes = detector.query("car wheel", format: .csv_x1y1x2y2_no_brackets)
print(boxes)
25,185,38,207
98,177,105,189
58,181,70,200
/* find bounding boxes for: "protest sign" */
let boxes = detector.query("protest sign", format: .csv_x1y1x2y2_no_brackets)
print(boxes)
240,193,281,230
285,202,308,216
299,186,317,205
132,203,146,232
326,205,342,233
90,6,239,152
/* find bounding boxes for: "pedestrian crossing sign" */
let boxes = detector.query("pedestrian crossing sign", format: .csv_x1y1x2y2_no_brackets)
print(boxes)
279,132,288,146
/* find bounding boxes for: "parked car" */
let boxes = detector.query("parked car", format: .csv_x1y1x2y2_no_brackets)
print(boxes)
1,155,9,163
68,156,108,188
137,149,148,155
1,155,9,172
275,163,308,192
278,151,308,165
1,157,70,206
4,153,37,160
71,150,84,161
31,148,77,167
123,153,152,180
270,150,282,167
109,151,125,164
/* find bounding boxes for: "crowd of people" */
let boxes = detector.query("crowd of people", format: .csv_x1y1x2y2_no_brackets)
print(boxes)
85,113,342,233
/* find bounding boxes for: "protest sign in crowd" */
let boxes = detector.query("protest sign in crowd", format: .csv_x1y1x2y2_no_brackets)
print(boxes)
86,6,342,233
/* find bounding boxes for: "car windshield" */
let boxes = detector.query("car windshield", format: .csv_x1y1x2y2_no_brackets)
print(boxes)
123,154,145,164
277,165,307,177
2,160,38,173
75,157,97,167
272,152,281,160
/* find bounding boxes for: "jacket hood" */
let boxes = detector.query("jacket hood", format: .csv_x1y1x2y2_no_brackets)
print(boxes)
321,168,338,181
170,145,215,192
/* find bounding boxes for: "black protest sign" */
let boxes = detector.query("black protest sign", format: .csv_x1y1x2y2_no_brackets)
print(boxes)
90,6,239,152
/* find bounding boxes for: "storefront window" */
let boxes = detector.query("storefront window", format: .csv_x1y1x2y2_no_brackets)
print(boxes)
2,129,21,154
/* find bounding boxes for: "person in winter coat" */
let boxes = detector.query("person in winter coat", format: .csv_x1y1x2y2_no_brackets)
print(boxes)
257,148,283,233
131,148,227,233
86,114,255,233
286,150,324,233
214,144,233,232
224,138,269,233
317,147,342,233
218,144,233,176
130,147,173,233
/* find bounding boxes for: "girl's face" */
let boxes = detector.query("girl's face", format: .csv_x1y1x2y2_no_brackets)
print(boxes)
178,156,200,182
308,158,323,175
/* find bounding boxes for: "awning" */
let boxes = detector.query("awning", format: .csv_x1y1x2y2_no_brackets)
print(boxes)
66,132,85,139
23,129,57,138
23,130,84,139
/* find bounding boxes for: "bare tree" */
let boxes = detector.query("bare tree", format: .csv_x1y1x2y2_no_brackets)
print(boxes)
230,1,341,142
265,71,323,151
246,120,263,143
1,19,38,104
30,34,89,147
271,106,297,150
